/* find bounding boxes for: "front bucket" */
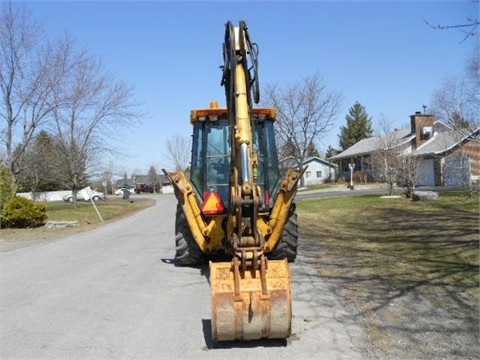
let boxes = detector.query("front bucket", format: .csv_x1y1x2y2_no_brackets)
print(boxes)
210,259,292,341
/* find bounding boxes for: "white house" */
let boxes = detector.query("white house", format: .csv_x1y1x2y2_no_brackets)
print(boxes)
280,156,338,185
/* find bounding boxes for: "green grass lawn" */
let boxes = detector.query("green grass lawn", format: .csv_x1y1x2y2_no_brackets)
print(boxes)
46,197,155,222
0,197,155,241
297,192,479,350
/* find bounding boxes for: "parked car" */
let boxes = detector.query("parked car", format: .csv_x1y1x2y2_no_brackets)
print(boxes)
63,189,106,202
114,187,135,196
135,184,154,194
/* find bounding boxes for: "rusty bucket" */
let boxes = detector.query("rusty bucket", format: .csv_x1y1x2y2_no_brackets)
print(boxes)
210,258,292,341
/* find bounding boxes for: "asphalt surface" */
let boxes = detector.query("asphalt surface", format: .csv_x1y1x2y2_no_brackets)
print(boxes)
1,194,367,359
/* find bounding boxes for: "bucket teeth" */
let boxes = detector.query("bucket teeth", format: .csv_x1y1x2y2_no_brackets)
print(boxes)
210,259,292,341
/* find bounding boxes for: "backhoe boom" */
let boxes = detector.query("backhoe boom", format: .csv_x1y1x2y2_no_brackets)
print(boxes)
164,20,304,341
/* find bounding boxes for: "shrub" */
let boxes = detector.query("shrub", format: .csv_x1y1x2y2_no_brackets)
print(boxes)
1,197,47,228
353,170,375,184
0,164,16,211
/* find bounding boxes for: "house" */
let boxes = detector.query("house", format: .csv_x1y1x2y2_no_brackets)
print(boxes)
280,156,338,185
329,111,480,186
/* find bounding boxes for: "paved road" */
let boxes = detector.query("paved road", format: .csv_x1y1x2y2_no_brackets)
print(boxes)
1,195,367,359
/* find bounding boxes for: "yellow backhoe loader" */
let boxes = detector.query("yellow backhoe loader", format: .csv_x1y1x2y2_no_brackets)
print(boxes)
163,20,305,341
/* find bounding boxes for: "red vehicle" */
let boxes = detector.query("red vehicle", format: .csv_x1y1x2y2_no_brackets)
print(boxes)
135,184,154,194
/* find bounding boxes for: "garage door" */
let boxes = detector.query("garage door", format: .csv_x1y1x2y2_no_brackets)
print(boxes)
416,159,435,186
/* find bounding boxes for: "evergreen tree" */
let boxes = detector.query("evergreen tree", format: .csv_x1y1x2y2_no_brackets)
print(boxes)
306,141,320,158
326,145,339,159
279,137,297,159
338,102,373,150
16,131,65,191
0,163,16,212
451,111,470,130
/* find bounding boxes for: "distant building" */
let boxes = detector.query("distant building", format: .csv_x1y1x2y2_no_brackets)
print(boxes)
329,111,480,186
280,156,338,186
115,173,173,193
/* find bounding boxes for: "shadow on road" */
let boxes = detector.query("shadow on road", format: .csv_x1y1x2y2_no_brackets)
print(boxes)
201,319,287,349
161,257,210,283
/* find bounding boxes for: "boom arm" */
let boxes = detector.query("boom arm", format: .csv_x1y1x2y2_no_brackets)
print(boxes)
221,21,304,267
164,20,303,341
221,20,258,187
221,21,265,266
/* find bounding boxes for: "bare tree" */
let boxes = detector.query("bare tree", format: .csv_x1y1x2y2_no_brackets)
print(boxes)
424,1,479,44
463,46,480,129
50,44,141,205
371,146,400,196
146,165,160,192
431,65,480,137
370,117,403,196
262,73,343,174
166,134,191,171
429,21,479,136
397,154,421,198
0,2,60,180
98,160,116,195
371,117,422,197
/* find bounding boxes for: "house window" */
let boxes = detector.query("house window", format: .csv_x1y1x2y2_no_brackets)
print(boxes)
305,171,311,178
316,170,322,178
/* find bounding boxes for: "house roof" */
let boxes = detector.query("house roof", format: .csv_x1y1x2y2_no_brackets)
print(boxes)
329,121,479,160
279,156,338,168
303,156,338,167
329,128,413,160
414,127,480,156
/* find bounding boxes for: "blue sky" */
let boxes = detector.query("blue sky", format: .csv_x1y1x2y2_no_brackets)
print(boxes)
26,0,478,175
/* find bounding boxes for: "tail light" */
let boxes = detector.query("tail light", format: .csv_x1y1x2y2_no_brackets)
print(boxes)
264,190,270,207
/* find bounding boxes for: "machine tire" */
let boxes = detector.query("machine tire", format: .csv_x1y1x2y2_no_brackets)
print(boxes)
174,204,206,265
267,203,299,262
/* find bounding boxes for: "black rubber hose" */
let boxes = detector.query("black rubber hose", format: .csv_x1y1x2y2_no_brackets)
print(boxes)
242,21,260,104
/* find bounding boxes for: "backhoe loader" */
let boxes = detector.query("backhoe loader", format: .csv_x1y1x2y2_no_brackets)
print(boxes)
163,20,304,341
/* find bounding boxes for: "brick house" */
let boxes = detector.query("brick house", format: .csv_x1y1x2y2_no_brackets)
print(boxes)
329,112,480,186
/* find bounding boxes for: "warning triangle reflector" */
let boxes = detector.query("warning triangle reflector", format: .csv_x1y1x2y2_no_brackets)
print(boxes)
202,191,225,215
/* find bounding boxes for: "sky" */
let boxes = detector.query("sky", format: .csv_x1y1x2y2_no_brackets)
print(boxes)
24,0,478,176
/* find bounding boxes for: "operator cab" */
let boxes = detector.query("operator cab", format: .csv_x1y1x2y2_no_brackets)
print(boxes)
189,103,281,214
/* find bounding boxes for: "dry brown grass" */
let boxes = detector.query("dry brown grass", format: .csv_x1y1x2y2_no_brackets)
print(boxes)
0,197,155,242
297,192,479,358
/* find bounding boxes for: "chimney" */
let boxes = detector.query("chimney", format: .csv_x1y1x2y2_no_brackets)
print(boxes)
410,112,435,148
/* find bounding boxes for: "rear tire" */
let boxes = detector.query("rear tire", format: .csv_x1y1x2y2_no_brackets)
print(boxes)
175,204,206,265
267,203,299,262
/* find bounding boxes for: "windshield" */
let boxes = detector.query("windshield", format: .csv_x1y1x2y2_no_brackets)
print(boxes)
190,116,280,209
